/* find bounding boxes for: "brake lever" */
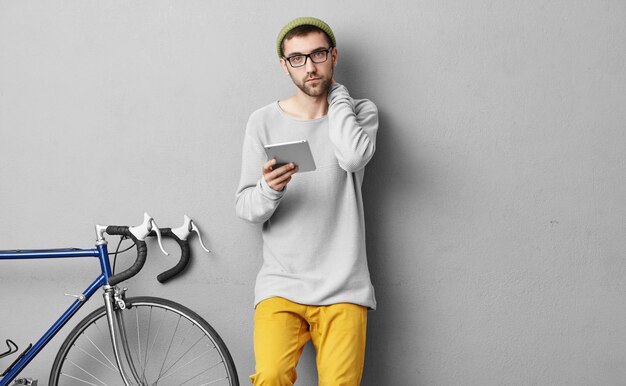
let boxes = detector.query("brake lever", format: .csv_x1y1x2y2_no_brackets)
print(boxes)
171,215,211,253
129,213,169,255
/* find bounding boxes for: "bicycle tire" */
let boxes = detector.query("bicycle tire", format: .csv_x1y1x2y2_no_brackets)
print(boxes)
49,296,239,386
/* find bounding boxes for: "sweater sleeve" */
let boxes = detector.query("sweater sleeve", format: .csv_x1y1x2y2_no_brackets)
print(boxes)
234,130,285,223
327,83,379,172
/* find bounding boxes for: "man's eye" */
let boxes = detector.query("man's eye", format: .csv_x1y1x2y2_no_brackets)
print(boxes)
290,56,305,64
312,51,326,59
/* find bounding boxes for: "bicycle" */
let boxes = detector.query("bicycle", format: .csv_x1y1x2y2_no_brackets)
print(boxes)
0,213,239,386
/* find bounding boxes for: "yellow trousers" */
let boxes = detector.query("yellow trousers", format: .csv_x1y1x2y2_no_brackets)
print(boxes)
250,297,368,386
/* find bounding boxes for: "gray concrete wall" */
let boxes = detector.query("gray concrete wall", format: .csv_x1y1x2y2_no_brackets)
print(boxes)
1,1,625,384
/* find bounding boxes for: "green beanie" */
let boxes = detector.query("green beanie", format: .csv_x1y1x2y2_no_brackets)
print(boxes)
276,17,336,58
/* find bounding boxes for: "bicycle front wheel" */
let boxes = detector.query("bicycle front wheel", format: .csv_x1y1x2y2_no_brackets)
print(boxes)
50,296,239,385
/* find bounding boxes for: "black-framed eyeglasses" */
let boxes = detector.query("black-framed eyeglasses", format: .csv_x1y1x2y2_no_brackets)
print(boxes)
283,47,333,68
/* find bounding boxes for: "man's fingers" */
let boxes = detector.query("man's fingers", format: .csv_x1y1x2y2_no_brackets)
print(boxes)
262,159,299,191
272,172,295,190
263,159,277,173
265,165,299,191
273,166,298,183
267,163,296,179
275,176,292,190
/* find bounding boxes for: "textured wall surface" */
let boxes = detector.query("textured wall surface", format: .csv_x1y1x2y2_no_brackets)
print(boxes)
1,1,625,385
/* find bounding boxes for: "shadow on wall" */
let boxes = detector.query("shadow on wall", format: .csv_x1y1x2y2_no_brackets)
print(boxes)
335,43,425,383
362,109,422,385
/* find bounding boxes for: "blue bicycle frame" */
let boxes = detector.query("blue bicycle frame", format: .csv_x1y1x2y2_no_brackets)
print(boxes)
0,243,111,386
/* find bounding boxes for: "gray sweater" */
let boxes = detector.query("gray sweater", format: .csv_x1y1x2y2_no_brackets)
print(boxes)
235,83,378,309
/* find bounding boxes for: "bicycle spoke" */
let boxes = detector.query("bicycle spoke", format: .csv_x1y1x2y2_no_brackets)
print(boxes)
160,333,205,377
73,345,119,373
143,307,167,380
84,333,119,371
64,359,109,386
198,377,230,386
161,317,195,376
135,305,143,374
157,314,184,379
177,364,214,386
89,322,122,371
60,372,104,386
160,348,212,380
142,305,154,375
165,353,226,385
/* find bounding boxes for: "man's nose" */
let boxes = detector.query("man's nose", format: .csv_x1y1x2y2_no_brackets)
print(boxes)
304,57,317,72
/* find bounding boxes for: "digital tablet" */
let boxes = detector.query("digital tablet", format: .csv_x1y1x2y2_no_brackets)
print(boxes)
264,140,316,173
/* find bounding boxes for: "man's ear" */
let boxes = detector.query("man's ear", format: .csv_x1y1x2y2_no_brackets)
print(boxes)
280,58,290,75
331,47,338,67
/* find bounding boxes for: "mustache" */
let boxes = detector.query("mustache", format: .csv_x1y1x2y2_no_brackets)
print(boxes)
302,67,334,82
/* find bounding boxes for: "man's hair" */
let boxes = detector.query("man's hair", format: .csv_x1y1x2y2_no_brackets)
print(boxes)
281,25,333,57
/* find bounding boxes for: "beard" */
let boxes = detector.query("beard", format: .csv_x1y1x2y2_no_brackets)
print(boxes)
287,67,333,97
296,76,332,97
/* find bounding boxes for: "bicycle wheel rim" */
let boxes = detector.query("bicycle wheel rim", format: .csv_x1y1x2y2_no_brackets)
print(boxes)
50,296,238,386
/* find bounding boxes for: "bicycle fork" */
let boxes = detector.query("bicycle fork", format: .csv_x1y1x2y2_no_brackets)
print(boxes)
102,286,146,386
